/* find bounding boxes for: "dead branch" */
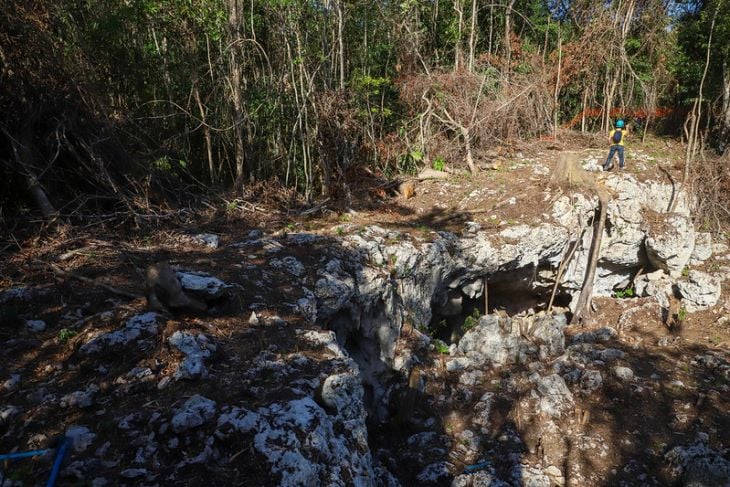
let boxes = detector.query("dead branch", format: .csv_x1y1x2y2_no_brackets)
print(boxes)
571,189,608,325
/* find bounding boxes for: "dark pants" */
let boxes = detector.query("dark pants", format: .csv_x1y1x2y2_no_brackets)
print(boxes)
604,145,624,169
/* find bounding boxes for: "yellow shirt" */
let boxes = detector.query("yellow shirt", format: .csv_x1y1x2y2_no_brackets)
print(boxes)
609,128,626,146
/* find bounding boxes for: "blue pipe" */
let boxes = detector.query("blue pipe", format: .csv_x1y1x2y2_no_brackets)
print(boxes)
0,449,51,461
45,436,67,487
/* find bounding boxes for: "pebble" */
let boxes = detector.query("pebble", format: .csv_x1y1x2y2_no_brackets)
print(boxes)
25,320,47,332
614,366,635,381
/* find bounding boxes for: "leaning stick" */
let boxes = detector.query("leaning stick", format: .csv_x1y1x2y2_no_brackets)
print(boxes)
49,263,140,300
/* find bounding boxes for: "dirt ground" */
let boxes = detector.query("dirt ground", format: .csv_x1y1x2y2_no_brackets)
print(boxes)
1,133,728,485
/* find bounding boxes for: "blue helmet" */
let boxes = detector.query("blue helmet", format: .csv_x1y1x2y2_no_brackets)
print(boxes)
616,119,625,128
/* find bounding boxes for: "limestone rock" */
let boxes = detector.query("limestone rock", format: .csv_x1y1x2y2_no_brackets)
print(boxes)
168,331,215,380
171,395,217,433
320,373,365,421
458,313,567,366
691,232,713,264
80,312,159,354
677,270,721,312
666,441,730,487
66,425,96,453
535,374,574,418
216,396,374,486
614,366,635,381
645,213,695,276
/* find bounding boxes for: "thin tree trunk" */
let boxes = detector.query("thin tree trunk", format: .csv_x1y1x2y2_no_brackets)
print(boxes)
228,0,246,190
468,0,478,72
581,87,588,134
721,59,730,151
553,24,562,137
193,82,216,184
454,0,465,70
337,0,345,90
504,0,517,77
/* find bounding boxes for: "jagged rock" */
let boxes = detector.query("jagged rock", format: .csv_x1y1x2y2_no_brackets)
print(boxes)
572,327,617,344
0,286,50,304
471,392,494,433
80,312,159,354
296,288,317,324
417,462,451,482
567,343,625,363
0,405,20,425
120,468,148,479
513,464,551,487
296,329,347,358
177,271,229,296
614,366,635,381
216,396,373,486
320,373,365,421
446,357,471,372
645,213,695,276
458,313,567,366
579,369,603,392
168,331,215,380
666,441,730,487
269,256,306,277
25,319,46,332
61,385,99,409
184,233,220,249
66,425,96,453
452,469,509,487
691,232,713,264
534,374,574,418
634,270,674,308
2,374,20,392
677,270,722,312
171,395,217,433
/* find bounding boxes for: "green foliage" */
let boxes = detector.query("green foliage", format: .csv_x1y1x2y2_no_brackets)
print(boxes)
433,339,450,354
462,308,481,332
678,306,688,322
58,328,77,343
432,157,446,171
614,287,635,299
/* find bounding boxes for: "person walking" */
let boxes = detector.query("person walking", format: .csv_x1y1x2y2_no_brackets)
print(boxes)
603,119,627,171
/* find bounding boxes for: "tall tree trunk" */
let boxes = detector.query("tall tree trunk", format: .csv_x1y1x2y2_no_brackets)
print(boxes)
504,0,516,77
228,0,246,190
553,24,562,137
467,0,478,72
337,0,345,89
721,59,730,151
454,0,465,70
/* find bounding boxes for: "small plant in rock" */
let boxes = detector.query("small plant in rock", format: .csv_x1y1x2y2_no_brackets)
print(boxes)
462,308,481,332
58,328,77,343
681,266,690,278
677,306,688,323
339,213,351,223
433,339,450,354
432,157,446,171
335,226,345,236
417,224,430,234
614,287,635,299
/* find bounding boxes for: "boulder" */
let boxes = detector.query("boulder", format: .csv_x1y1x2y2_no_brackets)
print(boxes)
677,270,722,312
690,232,713,264
645,213,695,276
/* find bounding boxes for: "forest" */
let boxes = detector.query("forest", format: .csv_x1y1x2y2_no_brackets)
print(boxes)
1,0,729,225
